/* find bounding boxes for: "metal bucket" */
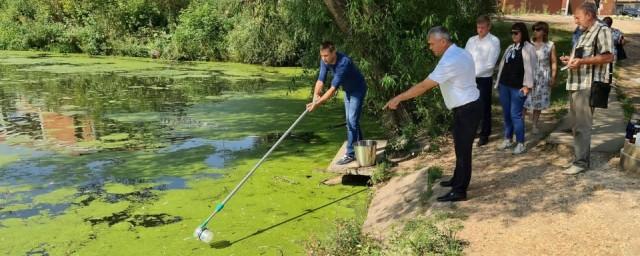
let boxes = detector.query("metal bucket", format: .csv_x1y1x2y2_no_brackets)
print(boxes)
354,140,377,167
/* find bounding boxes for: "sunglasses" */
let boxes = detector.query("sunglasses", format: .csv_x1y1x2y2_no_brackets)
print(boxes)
511,31,521,35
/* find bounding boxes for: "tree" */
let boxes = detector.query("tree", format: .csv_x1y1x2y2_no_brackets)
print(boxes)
318,0,498,140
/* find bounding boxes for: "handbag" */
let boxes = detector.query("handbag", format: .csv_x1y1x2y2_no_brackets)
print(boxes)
589,26,613,109
590,80,611,108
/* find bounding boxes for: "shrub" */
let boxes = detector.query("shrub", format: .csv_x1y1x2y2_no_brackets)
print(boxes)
306,216,465,255
76,18,110,55
385,218,465,255
370,160,393,185
305,218,383,256
168,0,229,60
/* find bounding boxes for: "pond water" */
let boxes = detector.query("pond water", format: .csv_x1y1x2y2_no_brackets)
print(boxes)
0,51,379,255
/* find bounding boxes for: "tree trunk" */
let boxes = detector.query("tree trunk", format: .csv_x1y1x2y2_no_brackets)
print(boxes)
322,0,350,34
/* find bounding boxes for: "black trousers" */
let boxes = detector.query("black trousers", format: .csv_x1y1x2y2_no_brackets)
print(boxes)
476,77,493,139
451,99,482,194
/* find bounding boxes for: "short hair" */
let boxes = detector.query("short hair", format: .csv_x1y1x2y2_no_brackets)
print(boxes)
476,15,491,26
602,16,613,27
577,1,598,19
428,26,452,42
532,21,549,42
320,41,336,52
512,22,531,45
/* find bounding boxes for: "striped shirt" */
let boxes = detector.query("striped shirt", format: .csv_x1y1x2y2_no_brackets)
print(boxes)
566,22,613,91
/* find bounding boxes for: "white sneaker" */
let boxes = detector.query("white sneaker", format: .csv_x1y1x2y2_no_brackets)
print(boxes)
513,143,526,154
499,139,513,150
562,165,585,175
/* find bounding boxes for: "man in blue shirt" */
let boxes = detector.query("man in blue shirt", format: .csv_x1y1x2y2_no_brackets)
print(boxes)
306,41,367,165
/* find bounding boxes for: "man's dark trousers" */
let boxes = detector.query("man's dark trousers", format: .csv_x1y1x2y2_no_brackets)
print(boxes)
451,99,482,194
477,77,493,140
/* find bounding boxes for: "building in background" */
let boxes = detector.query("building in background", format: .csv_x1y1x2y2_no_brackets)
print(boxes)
616,0,640,12
499,0,639,16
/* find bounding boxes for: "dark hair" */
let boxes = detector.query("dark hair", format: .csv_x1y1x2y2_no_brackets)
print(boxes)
602,16,613,27
511,22,530,45
320,41,336,52
476,15,491,25
532,21,549,42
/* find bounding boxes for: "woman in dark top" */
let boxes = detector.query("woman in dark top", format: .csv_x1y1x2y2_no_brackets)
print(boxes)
494,22,537,155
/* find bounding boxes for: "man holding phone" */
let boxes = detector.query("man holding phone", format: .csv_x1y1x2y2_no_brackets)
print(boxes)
559,2,614,175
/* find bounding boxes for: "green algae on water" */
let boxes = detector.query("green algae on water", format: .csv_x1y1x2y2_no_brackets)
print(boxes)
0,50,381,255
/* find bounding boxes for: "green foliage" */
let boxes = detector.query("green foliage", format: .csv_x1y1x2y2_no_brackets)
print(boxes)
386,218,465,255
308,0,497,140
0,0,190,56
167,0,230,60
616,88,635,120
306,218,383,256
387,122,419,153
419,165,444,204
0,0,499,141
370,159,393,185
427,166,443,184
306,216,465,256
225,3,295,65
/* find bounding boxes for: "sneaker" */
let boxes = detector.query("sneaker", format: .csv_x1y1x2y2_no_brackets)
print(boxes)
336,155,355,165
562,165,585,175
498,139,513,150
513,143,526,154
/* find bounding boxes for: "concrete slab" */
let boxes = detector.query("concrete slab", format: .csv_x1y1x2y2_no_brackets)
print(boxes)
326,140,387,176
547,92,626,153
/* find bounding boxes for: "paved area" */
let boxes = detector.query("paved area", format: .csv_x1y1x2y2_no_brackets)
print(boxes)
547,92,626,153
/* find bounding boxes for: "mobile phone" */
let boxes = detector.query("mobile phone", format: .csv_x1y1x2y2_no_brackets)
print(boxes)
574,47,584,58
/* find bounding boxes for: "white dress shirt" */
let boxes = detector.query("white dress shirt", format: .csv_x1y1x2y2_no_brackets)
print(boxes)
428,44,480,110
465,33,501,78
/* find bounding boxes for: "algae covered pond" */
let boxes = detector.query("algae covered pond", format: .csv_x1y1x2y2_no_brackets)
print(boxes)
0,51,379,255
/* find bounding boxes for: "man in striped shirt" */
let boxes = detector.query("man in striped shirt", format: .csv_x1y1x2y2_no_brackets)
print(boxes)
559,2,614,175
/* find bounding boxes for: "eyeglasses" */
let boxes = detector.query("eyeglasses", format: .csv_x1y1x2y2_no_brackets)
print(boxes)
533,28,543,31
511,31,521,35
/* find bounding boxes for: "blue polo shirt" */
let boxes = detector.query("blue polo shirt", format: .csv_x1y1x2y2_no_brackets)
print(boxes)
317,52,367,94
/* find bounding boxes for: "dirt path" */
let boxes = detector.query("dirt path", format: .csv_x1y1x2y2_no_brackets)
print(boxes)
363,14,640,256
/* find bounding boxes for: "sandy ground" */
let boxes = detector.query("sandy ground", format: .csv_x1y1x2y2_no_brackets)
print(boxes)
363,14,640,256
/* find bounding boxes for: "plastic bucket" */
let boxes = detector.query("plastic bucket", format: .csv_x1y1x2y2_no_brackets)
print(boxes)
354,140,377,167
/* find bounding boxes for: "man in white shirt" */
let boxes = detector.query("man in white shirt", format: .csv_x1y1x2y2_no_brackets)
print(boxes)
465,15,501,146
384,26,481,202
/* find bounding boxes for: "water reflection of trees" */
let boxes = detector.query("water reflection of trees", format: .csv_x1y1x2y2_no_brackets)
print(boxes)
0,67,238,152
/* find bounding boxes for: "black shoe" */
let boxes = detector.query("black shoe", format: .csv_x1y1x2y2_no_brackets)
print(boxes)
439,179,453,187
476,136,489,147
336,155,355,165
436,191,467,202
